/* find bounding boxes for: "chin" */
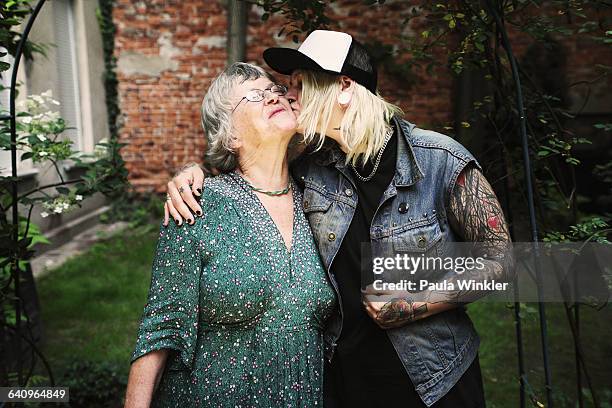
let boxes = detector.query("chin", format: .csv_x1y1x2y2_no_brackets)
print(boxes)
275,119,298,132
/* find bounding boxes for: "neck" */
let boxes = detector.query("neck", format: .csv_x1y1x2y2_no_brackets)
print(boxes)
324,104,349,152
326,128,350,153
238,138,291,189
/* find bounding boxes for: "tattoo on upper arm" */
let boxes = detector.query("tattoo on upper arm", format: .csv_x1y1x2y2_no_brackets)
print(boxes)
449,166,509,241
448,165,513,281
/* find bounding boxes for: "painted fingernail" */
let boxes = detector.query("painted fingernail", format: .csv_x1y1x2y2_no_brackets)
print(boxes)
174,219,179,225
188,218,193,224
196,188,202,195
196,210,202,216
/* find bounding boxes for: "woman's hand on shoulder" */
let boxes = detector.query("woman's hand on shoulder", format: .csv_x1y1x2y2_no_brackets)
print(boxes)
164,162,208,227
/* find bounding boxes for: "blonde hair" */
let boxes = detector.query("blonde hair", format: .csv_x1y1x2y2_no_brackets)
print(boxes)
298,70,403,166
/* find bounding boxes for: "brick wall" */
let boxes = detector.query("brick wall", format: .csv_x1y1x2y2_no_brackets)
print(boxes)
113,1,611,192
114,0,225,192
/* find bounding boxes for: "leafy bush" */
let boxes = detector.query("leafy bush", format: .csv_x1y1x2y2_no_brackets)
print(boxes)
56,361,126,408
100,190,165,230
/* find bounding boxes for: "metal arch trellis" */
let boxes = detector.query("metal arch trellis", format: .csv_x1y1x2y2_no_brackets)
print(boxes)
1,0,48,388
0,1,601,407
483,1,553,406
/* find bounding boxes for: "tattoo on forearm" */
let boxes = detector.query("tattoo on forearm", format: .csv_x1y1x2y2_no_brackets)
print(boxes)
180,162,198,172
377,298,428,325
173,162,200,179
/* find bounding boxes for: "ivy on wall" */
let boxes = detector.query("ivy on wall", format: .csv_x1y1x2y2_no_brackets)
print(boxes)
96,0,128,198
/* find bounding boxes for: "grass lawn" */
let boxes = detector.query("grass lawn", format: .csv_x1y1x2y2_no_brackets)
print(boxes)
470,301,612,407
36,227,158,378
36,227,611,406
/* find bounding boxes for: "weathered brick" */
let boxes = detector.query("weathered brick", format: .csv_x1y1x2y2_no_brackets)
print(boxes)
114,0,612,192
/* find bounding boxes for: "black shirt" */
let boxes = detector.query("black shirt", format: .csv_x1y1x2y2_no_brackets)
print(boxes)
328,125,415,406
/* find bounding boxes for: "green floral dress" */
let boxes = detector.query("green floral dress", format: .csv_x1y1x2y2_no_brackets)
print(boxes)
131,171,336,407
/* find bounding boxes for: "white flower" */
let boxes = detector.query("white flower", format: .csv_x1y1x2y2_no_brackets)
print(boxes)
38,151,49,157
32,95,44,105
50,99,60,106
41,89,53,98
21,116,32,124
40,211,49,218
75,195,83,201
37,134,47,142
53,206,63,214
26,99,37,111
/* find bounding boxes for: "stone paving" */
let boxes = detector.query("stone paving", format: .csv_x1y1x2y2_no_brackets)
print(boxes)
31,222,129,279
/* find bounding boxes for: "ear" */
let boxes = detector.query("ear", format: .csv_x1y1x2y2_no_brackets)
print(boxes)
229,132,243,151
339,75,356,93
337,76,356,108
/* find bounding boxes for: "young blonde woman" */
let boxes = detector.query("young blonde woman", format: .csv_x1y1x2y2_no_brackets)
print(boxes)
165,31,513,408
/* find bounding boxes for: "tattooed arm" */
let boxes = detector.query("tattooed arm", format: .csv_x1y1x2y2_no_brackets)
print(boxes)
363,164,514,329
429,164,514,303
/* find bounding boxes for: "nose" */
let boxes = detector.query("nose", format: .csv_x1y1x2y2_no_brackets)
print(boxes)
263,90,279,105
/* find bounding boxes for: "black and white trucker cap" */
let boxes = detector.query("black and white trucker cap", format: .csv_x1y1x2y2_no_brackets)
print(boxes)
263,30,378,94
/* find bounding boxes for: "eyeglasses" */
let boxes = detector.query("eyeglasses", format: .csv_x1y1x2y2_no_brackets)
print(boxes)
231,84,288,113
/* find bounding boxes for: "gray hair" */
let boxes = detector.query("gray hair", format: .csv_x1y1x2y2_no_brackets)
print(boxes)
201,62,274,172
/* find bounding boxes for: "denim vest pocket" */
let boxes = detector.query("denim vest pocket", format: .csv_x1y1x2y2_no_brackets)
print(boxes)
392,215,443,254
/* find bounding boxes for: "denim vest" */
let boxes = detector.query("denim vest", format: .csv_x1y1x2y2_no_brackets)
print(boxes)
291,117,482,406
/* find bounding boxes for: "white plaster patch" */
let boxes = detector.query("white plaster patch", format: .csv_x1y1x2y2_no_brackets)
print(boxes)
158,32,181,60
117,51,179,77
194,36,227,49
328,2,349,16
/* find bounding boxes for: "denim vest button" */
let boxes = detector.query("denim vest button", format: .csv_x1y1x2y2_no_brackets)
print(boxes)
398,202,409,213
418,236,427,248
328,232,337,241
345,188,353,197
304,200,309,209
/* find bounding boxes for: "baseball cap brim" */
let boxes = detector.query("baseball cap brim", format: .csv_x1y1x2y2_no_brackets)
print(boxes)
264,47,338,76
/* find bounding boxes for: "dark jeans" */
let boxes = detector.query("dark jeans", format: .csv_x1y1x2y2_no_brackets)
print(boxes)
324,354,486,408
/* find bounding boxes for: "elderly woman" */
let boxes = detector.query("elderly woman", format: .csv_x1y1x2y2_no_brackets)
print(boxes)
124,62,335,407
